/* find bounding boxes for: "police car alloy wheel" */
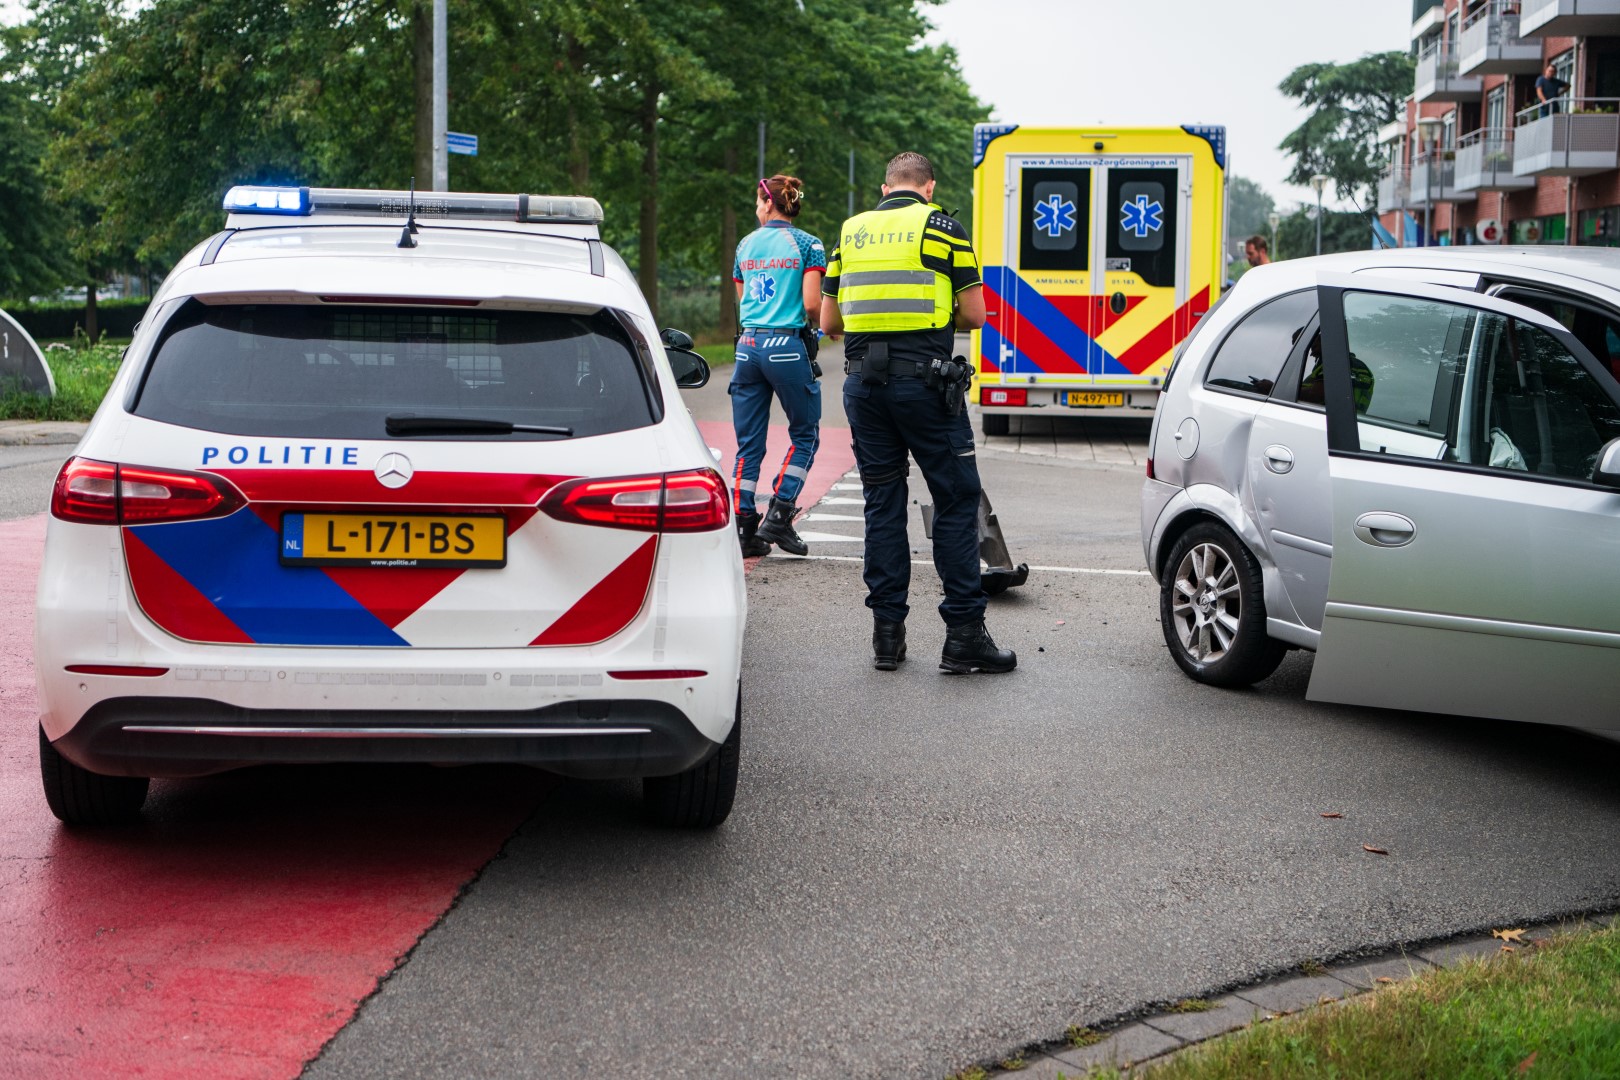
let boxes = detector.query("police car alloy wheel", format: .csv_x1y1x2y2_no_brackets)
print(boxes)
34,186,746,828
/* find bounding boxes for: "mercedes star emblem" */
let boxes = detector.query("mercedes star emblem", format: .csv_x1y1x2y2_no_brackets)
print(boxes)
375,452,414,489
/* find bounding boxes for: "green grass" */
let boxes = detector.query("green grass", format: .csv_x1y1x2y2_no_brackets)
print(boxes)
695,342,737,368
1115,927,1620,1079
0,340,123,421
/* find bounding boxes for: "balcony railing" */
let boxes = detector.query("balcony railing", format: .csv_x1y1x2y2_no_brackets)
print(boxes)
1513,98,1620,175
1415,39,1484,102
1409,150,1480,206
1458,0,1543,74
1519,0,1620,37
1378,165,1410,213
1455,128,1537,190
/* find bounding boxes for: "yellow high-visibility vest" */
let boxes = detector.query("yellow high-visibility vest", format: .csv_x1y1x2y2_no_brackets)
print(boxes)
833,201,955,333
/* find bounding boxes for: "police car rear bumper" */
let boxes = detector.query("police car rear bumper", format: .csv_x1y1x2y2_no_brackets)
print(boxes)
52,697,723,780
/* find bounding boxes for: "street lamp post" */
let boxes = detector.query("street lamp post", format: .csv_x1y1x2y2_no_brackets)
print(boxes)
1416,116,1443,247
1267,211,1280,261
1309,174,1330,256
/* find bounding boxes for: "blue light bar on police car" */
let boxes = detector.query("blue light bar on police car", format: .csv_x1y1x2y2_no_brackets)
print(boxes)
223,186,312,215
222,186,603,226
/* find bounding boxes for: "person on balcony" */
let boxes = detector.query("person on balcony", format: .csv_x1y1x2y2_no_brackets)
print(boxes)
1536,63,1570,118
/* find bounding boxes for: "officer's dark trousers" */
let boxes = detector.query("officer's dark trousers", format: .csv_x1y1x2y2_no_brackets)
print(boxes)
843,373,985,627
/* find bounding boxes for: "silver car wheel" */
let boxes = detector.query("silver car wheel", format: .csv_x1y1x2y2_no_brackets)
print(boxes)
1170,542,1242,663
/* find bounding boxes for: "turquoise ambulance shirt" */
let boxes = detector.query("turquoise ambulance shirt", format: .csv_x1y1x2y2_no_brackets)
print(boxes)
733,220,826,328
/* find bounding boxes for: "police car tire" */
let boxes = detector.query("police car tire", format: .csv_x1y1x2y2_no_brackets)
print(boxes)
38,725,149,825
982,413,1010,437
642,690,740,828
1159,522,1287,688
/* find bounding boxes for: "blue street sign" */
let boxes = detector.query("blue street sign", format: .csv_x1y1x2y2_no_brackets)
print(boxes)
446,132,478,157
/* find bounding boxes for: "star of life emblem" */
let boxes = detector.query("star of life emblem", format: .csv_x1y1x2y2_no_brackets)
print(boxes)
748,274,776,303
1032,193,1077,238
375,452,414,489
1120,195,1165,239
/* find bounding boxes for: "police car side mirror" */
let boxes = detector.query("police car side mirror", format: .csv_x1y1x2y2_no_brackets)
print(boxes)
660,327,694,350
1592,437,1620,488
668,347,710,390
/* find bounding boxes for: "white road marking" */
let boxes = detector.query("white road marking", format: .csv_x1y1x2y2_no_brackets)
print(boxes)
815,496,866,505
783,554,1151,575
829,483,863,491
794,530,865,543
805,513,865,522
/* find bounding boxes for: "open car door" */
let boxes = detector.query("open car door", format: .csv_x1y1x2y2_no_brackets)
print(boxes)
1306,273,1620,729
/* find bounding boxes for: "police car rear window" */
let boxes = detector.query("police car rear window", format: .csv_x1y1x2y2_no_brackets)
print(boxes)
132,301,656,440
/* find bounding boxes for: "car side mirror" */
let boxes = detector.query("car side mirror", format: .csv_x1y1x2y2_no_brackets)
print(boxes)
667,346,710,390
1592,437,1620,488
660,327,694,350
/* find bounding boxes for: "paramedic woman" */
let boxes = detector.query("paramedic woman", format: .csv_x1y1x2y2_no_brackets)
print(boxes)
731,173,827,557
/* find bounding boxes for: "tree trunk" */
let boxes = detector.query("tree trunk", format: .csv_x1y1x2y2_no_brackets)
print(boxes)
565,33,590,193
718,144,738,334
413,2,434,188
84,281,98,345
638,79,660,324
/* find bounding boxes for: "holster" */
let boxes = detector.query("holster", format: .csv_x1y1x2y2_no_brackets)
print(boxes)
798,326,822,379
861,340,891,386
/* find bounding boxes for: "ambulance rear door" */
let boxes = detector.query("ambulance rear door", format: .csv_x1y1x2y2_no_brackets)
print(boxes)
1000,153,1192,403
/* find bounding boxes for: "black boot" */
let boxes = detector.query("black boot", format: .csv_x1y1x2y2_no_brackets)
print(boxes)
940,620,1017,674
755,497,807,556
872,619,906,671
736,510,770,557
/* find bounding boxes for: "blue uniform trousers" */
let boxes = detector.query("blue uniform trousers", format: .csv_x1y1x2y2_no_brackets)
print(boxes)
843,373,985,627
729,332,821,514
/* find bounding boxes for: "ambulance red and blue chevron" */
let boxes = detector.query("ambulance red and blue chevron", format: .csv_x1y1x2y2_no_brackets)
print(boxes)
35,185,743,828
971,124,1227,434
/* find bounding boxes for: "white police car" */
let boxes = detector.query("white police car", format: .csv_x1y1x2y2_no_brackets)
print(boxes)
36,186,744,827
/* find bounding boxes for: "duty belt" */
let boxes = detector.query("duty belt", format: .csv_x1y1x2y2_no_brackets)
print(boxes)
844,357,928,377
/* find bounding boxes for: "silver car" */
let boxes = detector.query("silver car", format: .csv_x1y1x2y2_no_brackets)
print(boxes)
1141,247,1620,728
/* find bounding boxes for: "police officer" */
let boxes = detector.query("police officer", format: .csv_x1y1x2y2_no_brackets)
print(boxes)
731,173,826,557
820,152,1016,674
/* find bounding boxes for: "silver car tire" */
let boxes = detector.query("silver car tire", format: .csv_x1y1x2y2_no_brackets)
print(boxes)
1158,522,1287,688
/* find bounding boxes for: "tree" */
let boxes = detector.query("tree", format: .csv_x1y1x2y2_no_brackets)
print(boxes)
1276,205,1372,260
1278,52,1413,205
1226,176,1275,247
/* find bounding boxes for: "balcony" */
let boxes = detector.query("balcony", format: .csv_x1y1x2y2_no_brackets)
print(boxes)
1519,0,1620,36
1378,166,1410,213
1455,129,1537,190
1458,1,1543,75
1415,41,1483,102
1411,3,1444,40
1513,99,1620,175
1409,151,1479,207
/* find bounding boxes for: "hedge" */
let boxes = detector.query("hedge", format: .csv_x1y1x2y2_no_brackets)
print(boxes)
2,298,150,341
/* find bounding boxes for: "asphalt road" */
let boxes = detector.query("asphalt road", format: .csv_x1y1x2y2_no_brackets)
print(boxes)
8,372,1620,1078
303,350,1620,1078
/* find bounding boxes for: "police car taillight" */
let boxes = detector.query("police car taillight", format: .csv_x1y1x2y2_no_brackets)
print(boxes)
540,469,729,533
51,458,246,525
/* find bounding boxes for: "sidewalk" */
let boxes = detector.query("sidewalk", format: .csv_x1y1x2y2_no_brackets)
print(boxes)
0,420,87,446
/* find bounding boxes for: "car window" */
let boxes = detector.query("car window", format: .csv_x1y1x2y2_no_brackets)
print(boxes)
1203,290,1316,398
1493,288,1620,383
1160,290,1230,393
133,301,656,440
1342,291,1620,479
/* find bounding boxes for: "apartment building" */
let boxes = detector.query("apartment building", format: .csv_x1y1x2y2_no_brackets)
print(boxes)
1378,0,1620,247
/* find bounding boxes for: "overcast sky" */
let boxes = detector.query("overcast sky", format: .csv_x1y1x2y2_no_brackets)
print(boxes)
925,0,1414,211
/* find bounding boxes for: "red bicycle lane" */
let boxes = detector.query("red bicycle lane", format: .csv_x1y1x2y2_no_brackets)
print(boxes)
0,428,852,1079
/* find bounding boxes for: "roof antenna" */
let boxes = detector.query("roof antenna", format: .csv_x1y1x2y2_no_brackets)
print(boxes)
398,176,419,249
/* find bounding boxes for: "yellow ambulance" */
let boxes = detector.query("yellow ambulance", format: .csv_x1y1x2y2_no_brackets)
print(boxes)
970,124,1227,435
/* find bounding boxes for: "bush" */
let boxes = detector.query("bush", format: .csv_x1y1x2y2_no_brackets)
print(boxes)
2,298,150,342
0,340,124,420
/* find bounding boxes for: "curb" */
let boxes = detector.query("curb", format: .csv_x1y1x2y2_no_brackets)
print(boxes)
0,421,87,447
969,910,1616,1079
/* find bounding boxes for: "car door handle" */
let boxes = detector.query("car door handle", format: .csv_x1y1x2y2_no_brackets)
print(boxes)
1353,512,1416,547
1263,445,1295,474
